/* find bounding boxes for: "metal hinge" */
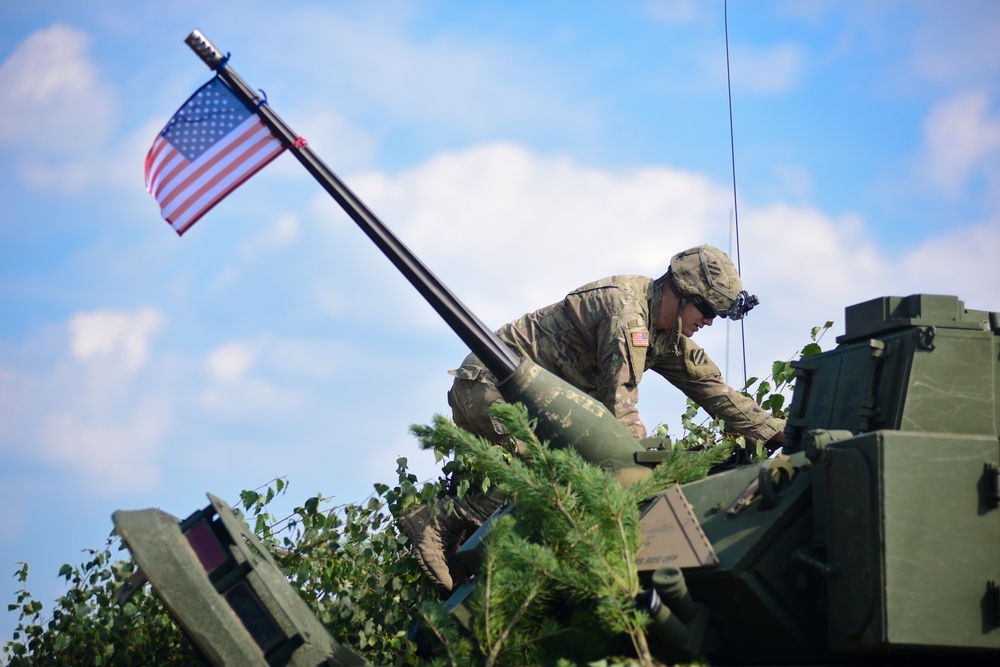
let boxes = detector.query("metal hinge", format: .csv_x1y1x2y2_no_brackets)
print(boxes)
986,462,1000,510
988,580,1000,627
916,325,936,350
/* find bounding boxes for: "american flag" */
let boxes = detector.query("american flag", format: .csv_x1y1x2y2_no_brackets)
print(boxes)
144,77,286,235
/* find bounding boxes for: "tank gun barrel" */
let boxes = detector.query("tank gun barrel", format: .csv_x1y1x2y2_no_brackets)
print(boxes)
184,30,521,382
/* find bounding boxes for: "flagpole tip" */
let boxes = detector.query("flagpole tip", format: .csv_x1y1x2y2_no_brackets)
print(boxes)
185,30,226,70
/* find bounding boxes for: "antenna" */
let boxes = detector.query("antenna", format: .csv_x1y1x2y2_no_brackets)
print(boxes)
726,208,733,382
724,0,749,384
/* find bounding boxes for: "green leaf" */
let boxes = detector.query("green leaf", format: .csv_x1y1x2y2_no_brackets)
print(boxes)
770,360,792,384
754,380,772,404
240,490,260,509
801,342,822,358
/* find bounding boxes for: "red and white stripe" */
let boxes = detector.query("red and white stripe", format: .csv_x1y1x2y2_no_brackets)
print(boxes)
144,115,285,235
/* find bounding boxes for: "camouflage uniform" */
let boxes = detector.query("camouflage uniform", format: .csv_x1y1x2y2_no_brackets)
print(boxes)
449,275,784,445
407,250,779,592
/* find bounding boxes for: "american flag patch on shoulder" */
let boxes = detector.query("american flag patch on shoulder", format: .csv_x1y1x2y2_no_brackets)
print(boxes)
631,330,650,347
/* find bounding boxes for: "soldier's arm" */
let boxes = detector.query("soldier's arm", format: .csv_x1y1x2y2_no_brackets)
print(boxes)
652,337,784,446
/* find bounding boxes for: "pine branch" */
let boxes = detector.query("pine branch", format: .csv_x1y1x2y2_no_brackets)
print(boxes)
411,401,726,666
485,581,542,667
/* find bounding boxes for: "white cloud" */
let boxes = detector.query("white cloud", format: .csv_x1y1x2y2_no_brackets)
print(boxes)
309,144,797,391
898,215,1000,307
1,309,172,494
201,338,285,415
69,308,165,373
0,25,117,154
199,377,291,416
277,109,377,175
909,1,1000,89
239,214,301,260
323,142,1000,392
199,336,352,417
919,91,1000,197
21,116,165,198
349,142,732,325
40,401,169,493
206,341,259,383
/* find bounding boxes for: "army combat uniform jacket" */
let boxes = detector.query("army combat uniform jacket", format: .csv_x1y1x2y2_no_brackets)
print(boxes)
451,275,784,444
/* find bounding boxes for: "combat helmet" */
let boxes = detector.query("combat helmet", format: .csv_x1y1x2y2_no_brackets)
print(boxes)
659,244,759,354
666,244,758,319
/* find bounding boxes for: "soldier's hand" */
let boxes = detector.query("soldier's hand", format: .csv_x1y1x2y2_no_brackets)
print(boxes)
765,429,785,453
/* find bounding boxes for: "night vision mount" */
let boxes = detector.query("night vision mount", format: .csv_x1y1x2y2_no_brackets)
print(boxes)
724,290,758,320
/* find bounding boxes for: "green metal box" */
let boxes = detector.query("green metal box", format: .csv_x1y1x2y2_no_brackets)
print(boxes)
823,431,1000,653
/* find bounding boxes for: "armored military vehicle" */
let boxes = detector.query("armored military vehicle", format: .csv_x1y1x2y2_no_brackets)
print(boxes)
113,30,998,666
618,293,1000,664
115,293,1000,666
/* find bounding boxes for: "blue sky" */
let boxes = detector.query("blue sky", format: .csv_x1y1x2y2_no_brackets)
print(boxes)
2,0,999,642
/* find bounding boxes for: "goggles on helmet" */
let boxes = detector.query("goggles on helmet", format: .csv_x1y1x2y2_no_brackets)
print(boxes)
690,290,759,320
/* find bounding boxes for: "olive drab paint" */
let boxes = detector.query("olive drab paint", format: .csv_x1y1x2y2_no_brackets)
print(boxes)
113,495,373,666
496,356,647,472
629,294,1000,664
442,293,1000,664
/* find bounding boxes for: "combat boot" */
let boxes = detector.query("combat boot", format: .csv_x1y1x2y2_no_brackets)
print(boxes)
453,487,508,526
398,489,507,591
398,504,461,590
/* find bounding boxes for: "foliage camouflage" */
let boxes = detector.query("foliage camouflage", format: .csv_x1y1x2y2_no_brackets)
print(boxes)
410,403,732,666
4,548,199,665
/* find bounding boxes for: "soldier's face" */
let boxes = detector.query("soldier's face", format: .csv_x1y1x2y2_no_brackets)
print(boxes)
657,290,715,336
680,302,714,337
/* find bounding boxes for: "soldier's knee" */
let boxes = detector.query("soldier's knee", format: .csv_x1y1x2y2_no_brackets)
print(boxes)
449,378,512,447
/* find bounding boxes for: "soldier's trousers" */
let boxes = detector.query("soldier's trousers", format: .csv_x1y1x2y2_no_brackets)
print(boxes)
447,378,517,449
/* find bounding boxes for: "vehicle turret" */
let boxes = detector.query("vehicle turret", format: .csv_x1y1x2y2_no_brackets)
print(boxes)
629,293,1000,664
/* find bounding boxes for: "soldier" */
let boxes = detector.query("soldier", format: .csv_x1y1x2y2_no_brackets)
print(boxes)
401,244,785,589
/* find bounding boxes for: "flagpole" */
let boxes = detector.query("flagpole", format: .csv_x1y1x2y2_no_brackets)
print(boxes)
184,30,521,382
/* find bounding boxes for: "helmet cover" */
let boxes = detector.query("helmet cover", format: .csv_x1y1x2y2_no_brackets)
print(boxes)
669,245,756,319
